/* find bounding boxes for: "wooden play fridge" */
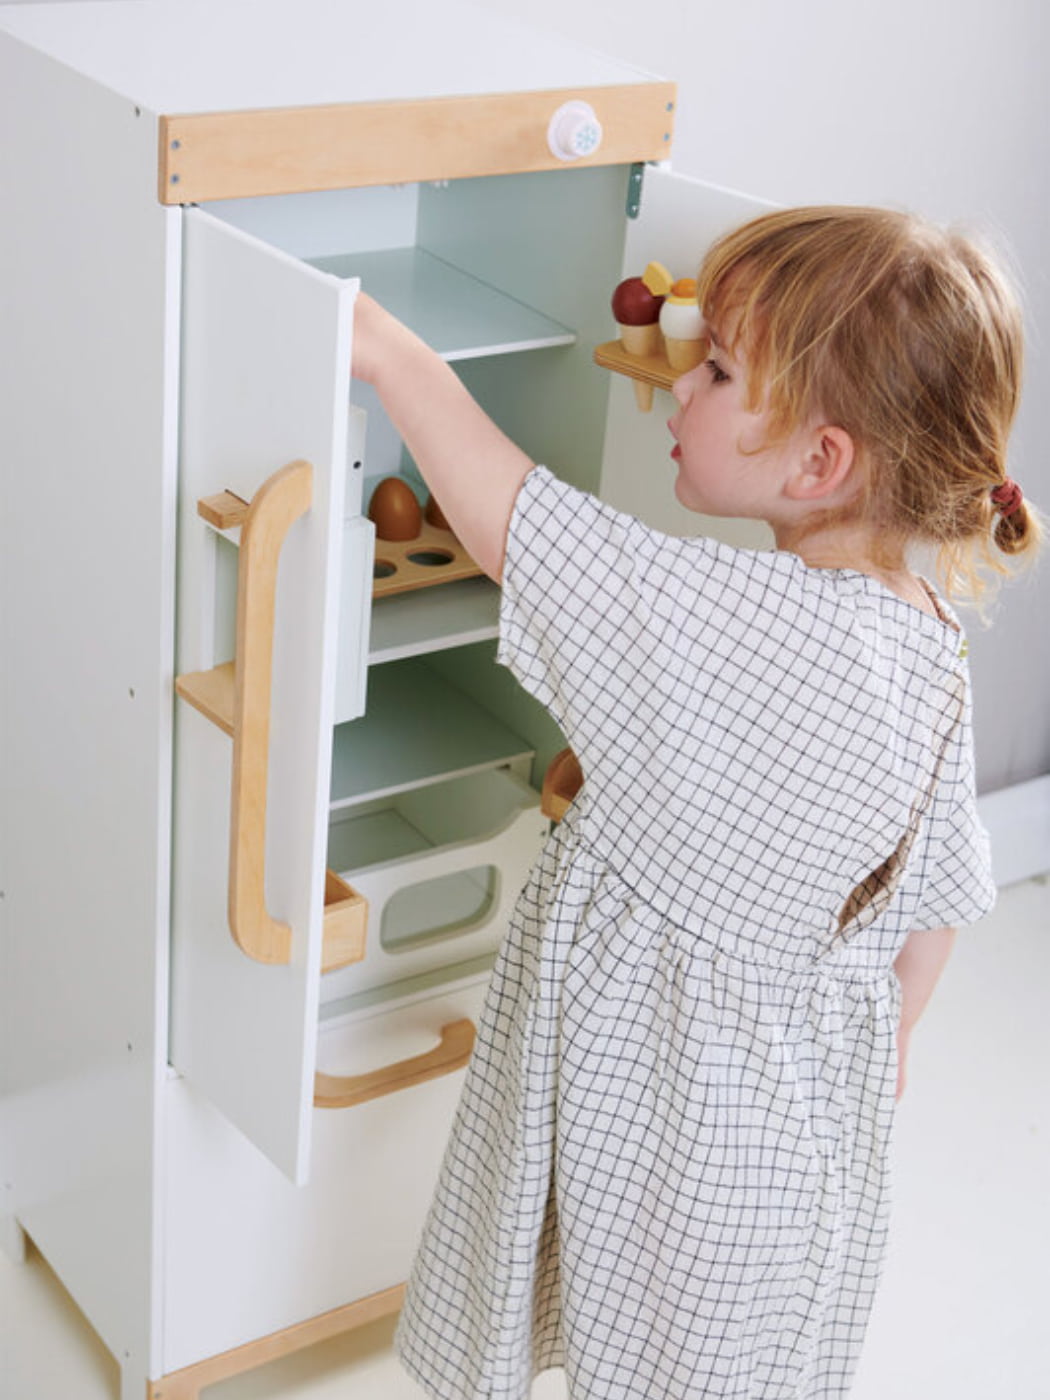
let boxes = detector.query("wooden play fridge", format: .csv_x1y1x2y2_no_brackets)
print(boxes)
0,2,770,1395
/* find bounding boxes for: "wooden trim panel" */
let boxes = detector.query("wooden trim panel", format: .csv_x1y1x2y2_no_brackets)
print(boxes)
148,1284,406,1399
159,83,676,203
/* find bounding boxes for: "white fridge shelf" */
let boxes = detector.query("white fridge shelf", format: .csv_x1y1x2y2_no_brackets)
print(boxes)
311,246,576,360
329,657,533,808
368,575,501,664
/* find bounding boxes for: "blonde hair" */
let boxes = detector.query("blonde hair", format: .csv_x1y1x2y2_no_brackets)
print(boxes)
695,205,1041,603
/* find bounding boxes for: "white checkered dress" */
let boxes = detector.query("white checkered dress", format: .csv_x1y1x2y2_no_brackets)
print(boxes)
396,467,995,1399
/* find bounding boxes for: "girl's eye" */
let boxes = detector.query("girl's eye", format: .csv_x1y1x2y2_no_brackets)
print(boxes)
705,358,730,384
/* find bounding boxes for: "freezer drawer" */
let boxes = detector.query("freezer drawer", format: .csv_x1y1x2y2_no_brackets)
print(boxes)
324,767,549,1005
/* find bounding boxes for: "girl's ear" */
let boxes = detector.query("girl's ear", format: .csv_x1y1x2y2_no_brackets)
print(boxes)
784,424,856,502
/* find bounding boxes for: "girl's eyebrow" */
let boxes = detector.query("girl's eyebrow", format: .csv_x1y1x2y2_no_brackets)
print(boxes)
706,327,723,349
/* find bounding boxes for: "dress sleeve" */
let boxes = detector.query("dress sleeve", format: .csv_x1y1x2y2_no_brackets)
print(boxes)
497,466,733,780
908,691,997,930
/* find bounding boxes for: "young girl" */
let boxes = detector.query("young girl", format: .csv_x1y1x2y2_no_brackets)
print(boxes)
350,206,1040,1399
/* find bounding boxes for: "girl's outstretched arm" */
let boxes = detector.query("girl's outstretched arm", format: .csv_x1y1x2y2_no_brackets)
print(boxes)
893,924,958,1099
351,292,535,582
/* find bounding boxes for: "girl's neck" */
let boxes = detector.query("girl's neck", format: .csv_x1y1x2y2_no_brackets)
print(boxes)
774,518,939,618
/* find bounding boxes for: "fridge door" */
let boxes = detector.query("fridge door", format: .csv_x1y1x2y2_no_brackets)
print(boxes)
171,206,358,1183
599,165,776,548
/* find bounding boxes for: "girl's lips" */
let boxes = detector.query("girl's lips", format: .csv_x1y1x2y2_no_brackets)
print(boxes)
668,418,681,461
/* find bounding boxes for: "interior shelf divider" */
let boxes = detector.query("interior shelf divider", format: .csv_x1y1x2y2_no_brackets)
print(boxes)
330,657,534,808
311,247,576,361
368,576,501,664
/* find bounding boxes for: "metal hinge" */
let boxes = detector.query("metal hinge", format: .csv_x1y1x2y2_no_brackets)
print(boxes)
626,163,645,219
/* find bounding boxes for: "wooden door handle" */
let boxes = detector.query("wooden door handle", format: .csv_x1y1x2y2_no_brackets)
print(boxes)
229,459,312,964
314,1019,476,1109
176,460,370,972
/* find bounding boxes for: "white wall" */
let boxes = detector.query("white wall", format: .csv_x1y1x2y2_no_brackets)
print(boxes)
477,0,1050,793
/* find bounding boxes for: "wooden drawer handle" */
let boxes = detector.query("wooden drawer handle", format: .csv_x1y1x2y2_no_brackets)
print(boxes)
314,1018,476,1109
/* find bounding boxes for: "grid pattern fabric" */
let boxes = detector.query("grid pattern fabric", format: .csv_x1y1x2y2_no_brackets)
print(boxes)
395,467,996,1399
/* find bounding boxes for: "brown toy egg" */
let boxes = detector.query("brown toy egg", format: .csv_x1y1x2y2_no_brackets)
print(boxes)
424,493,450,531
368,476,423,541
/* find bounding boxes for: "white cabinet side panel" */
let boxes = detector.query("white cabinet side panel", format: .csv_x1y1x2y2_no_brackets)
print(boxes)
0,34,179,1381
599,166,776,549
172,209,355,1184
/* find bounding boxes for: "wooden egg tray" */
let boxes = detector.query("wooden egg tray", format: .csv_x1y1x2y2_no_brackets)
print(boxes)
372,521,484,597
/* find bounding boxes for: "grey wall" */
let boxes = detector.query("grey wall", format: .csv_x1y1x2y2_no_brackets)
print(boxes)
478,0,1049,794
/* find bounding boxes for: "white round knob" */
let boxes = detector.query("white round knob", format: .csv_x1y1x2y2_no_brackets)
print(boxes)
547,101,603,162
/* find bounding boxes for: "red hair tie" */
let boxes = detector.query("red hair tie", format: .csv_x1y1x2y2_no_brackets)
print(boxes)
991,477,1024,517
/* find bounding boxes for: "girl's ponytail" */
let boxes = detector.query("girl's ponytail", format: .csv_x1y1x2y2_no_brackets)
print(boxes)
990,477,1042,558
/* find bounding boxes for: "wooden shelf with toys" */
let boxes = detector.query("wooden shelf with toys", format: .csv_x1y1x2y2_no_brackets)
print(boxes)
368,476,483,599
363,468,502,664
594,260,706,410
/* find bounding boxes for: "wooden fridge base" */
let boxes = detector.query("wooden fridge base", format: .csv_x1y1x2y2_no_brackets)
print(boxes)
147,1284,406,1399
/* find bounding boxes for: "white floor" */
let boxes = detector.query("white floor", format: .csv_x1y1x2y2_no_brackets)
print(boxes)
2,877,1048,1400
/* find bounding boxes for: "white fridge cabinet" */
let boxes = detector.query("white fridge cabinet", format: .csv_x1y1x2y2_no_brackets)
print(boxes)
0,3,771,1396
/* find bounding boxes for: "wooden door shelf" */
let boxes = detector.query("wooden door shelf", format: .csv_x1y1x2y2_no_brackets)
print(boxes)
593,338,681,394
176,660,236,737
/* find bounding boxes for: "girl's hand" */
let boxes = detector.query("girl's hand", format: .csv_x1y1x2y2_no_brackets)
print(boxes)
892,925,955,1103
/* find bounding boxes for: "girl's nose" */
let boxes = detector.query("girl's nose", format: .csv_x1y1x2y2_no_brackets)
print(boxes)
672,370,696,408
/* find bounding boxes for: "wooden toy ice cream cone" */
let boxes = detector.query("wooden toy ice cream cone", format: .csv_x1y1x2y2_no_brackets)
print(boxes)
616,322,660,409
663,335,706,372
658,274,705,375
611,270,667,412
630,381,654,411
617,321,661,356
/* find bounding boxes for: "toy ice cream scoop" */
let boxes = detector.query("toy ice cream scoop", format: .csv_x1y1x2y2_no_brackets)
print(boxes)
641,263,706,372
611,274,664,354
660,292,705,370
611,266,666,410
